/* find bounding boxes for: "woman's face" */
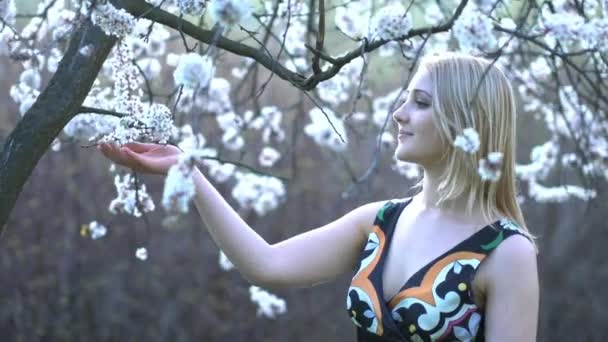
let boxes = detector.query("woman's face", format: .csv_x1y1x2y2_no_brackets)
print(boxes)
392,68,447,167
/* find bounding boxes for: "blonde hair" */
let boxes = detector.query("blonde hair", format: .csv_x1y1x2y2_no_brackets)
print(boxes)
410,52,538,252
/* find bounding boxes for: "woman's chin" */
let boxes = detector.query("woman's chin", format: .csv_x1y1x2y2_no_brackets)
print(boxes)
394,149,414,163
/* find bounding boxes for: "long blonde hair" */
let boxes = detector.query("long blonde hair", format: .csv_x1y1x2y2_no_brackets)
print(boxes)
410,52,538,252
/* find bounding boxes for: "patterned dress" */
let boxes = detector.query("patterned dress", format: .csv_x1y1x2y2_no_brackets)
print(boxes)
346,197,532,342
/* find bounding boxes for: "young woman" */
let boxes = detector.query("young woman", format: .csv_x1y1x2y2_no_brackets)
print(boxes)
98,53,539,341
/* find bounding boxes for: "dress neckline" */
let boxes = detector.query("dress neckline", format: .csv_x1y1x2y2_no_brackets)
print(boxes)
381,198,501,304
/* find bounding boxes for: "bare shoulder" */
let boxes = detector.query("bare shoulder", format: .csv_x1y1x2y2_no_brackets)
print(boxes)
350,199,393,236
482,233,540,340
483,233,539,290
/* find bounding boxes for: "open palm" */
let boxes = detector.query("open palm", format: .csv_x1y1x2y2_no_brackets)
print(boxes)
98,142,182,175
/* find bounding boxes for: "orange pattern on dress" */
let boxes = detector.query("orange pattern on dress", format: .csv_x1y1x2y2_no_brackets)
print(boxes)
351,225,386,335
388,251,486,309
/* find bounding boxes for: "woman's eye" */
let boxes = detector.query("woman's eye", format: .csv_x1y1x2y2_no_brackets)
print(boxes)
416,100,430,108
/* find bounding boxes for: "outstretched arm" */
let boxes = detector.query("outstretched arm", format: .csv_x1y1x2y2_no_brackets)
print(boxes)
191,167,385,289
98,142,384,289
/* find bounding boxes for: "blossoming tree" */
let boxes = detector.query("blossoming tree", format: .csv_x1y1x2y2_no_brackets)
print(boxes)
0,0,607,322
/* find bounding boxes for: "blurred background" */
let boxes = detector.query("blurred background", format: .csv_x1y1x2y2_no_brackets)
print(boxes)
1,0,607,341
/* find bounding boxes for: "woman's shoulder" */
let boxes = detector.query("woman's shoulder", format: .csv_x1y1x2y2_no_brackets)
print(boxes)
357,197,413,235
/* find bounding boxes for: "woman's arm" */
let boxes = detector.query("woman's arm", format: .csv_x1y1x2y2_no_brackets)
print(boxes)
98,142,383,289
483,234,539,341
192,167,385,289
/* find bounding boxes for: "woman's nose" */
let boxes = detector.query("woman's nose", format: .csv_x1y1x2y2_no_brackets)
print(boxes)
392,106,409,124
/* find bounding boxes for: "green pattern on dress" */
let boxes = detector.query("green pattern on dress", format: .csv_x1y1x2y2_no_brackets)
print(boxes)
376,201,392,222
481,230,504,251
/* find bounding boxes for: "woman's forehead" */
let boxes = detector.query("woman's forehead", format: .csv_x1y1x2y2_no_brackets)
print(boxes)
408,70,433,95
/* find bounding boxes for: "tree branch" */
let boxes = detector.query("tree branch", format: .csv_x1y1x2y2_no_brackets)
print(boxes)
115,0,469,90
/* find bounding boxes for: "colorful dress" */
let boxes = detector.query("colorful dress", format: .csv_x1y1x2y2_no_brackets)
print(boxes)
346,197,532,342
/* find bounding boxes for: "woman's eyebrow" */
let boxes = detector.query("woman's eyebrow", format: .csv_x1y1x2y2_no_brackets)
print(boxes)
405,88,432,97
413,89,432,97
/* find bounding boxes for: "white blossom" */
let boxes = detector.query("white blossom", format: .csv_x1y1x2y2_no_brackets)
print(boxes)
391,159,422,180
177,0,207,15
88,221,108,239
64,113,120,143
528,179,597,203
91,2,136,37
478,152,504,181
135,247,148,260
453,6,497,53
369,3,412,41
209,0,251,27
424,2,444,26
334,2,370,39
79,44,94,57
304,107,348,152
453,128,480,153
258,147,281,167
102,102,176,145
173,53,215,89
175,124,206,151
516,140,559,181
231,172,285,216
109,174,156,217
206,161,236,183
247,106,285,144
162,159,196,214
249,286,287,319
0,0,16,25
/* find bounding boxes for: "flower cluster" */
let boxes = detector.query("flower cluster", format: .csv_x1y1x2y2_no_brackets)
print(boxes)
528,179,597,203
369,3,412,41
91,2,136,37
304,107,348,152
453,128,480,153
109,174,156,217
217,112,246,151
162,148,220,214
317,58,364,106
334,1,370,39
10,69,42,116
80,221,108,239
245,106,286,144
162,160,196,214
177,0,207,15
453,6,497,53
391,160,422,180
249,286,287,319
102,103,176,145
174,77,232,115
231,172,286,216
0,0,16,24
174,124,207,151
173,53,215,89
209,0,251,27
64,113,120,144
478,152,504,181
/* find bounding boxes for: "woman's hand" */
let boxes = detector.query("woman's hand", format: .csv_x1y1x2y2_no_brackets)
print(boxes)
98,142,182,175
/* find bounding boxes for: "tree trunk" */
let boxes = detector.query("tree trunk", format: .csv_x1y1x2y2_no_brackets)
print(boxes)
0,19,117,234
